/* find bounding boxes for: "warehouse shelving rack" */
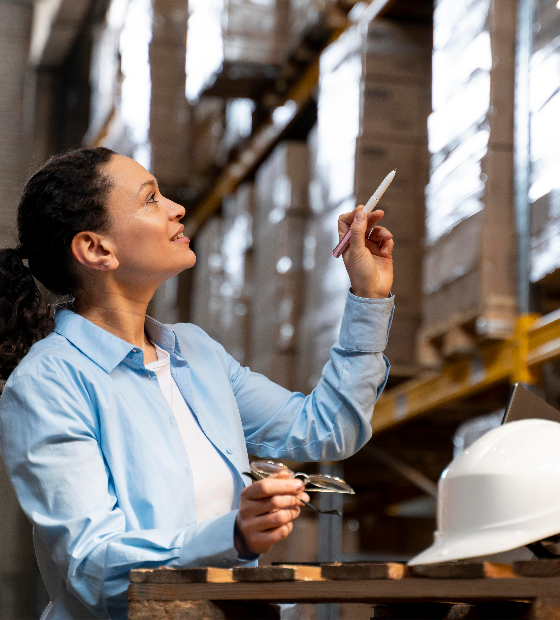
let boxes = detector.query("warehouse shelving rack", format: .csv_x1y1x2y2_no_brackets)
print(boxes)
184,0,560,525
183,0,397,238
371,311,560,436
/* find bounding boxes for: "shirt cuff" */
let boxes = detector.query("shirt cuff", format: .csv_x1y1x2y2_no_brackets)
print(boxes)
339,290,395,352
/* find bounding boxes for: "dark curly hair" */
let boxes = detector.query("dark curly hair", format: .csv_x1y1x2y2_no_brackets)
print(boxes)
0,147,116,381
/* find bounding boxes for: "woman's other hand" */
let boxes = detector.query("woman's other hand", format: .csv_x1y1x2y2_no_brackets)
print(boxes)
338,207,394,299
235,471,310,555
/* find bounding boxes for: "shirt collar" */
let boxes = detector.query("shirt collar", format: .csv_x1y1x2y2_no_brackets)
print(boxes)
53,308,181,373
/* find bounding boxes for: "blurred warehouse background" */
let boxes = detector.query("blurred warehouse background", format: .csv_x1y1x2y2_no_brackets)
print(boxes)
1,0,560,617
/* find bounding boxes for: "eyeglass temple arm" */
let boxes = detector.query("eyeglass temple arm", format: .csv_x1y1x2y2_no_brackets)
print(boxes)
297,498,341,516
245,471,341,515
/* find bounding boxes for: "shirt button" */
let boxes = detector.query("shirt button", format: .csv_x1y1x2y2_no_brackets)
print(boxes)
226,448,233,455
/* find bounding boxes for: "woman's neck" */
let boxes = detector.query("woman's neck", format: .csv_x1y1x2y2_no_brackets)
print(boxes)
74,292,157,362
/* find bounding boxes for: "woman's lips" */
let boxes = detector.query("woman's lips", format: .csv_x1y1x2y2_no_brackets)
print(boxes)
171,235,190,244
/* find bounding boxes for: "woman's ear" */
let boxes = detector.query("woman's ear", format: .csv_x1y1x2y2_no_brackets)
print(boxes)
71,232,116,271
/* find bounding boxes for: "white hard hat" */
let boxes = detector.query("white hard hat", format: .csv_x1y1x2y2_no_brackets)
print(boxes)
408,418,560,565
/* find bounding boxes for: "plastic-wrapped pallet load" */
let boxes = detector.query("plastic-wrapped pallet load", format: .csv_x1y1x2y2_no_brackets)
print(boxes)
186,0,289,102
191,98,226,176
185,0,339,102
218,184,254,364
250,141,310,392
149,0,191,188
191,188,253,363
421,0,517,363
191,217,224,342
299,19,431,389
529,0,560,291
288,0,338,53
90,0,154,168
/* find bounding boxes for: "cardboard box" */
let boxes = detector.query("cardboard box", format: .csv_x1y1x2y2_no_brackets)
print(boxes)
191,98,225,174
364,19,432,83
421,0,517,344
191,218,225,341
354,139,429,201
250,141,311,372
255,140,311,229
422,148,516,335
361,82,431,142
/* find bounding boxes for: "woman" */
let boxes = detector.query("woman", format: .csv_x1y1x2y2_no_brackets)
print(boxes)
0,147,394,619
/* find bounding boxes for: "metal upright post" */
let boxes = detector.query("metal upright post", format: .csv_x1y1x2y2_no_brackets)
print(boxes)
316,462,343,620
514,0,534,315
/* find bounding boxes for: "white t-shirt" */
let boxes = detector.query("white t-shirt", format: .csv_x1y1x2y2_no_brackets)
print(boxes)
146,344,235,523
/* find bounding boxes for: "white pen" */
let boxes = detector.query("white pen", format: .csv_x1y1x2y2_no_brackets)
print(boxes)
332,169,396,258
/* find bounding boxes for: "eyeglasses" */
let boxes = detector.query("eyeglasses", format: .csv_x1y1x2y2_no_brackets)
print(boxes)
246,460,355,517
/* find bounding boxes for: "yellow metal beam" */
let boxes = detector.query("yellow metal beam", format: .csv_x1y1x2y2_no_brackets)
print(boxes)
184,58,321,238
527,309,560,367
183,0,395,239
371,311,560,436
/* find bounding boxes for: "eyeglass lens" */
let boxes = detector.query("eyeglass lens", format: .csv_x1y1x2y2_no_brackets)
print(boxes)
250,461,354,494
248,461,346,517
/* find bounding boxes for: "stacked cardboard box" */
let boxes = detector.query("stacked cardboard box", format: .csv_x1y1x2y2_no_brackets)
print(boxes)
149,0,191,187
359,20,431,374
250,141,310,392
529,0,560,296
217,183,254,364
191,217,224,342
186,0,340,102
287,0,338,53
421,0,517,361
222,0,290,66
298,20,432,389
190,187,254,363
186,0,290,101
191,98,225,176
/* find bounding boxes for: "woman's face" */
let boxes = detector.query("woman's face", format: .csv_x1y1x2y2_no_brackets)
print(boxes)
101,155,196,287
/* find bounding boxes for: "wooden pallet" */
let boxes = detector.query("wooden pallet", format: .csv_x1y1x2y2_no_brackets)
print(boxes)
418,300,517,367
128,560,560,619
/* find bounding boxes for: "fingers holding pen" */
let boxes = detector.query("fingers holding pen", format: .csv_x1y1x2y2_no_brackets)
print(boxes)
339,205,382,226
366,225,394,257
338,207,387,239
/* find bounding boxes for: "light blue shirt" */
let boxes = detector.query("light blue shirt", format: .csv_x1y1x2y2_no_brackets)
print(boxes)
0,291,393,619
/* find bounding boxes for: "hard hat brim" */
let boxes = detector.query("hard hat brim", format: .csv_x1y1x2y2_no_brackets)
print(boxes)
408,519,560,566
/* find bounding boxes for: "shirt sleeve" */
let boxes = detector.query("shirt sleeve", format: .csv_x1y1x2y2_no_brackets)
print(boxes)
0,359,252,619
229,290,394,462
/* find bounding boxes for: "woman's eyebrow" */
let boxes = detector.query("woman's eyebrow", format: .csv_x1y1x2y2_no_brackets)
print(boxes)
136,179,157,196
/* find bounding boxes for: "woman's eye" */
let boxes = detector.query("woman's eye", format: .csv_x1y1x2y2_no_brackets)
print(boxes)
147,193,157,203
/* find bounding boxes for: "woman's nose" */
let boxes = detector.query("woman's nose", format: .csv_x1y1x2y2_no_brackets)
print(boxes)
168,200,185,220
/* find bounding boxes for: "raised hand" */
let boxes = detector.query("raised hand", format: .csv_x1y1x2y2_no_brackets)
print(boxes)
337,207,394,299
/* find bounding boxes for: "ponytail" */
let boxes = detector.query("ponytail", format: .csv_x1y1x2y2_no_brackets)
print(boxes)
0,146,115,382
0,248,53,381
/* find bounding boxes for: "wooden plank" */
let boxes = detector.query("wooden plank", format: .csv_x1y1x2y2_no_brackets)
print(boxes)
233,565,323,582
130,567,233,584
410,562,514,579
321,562,408,580
128,577,560,603
514,560,560,578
